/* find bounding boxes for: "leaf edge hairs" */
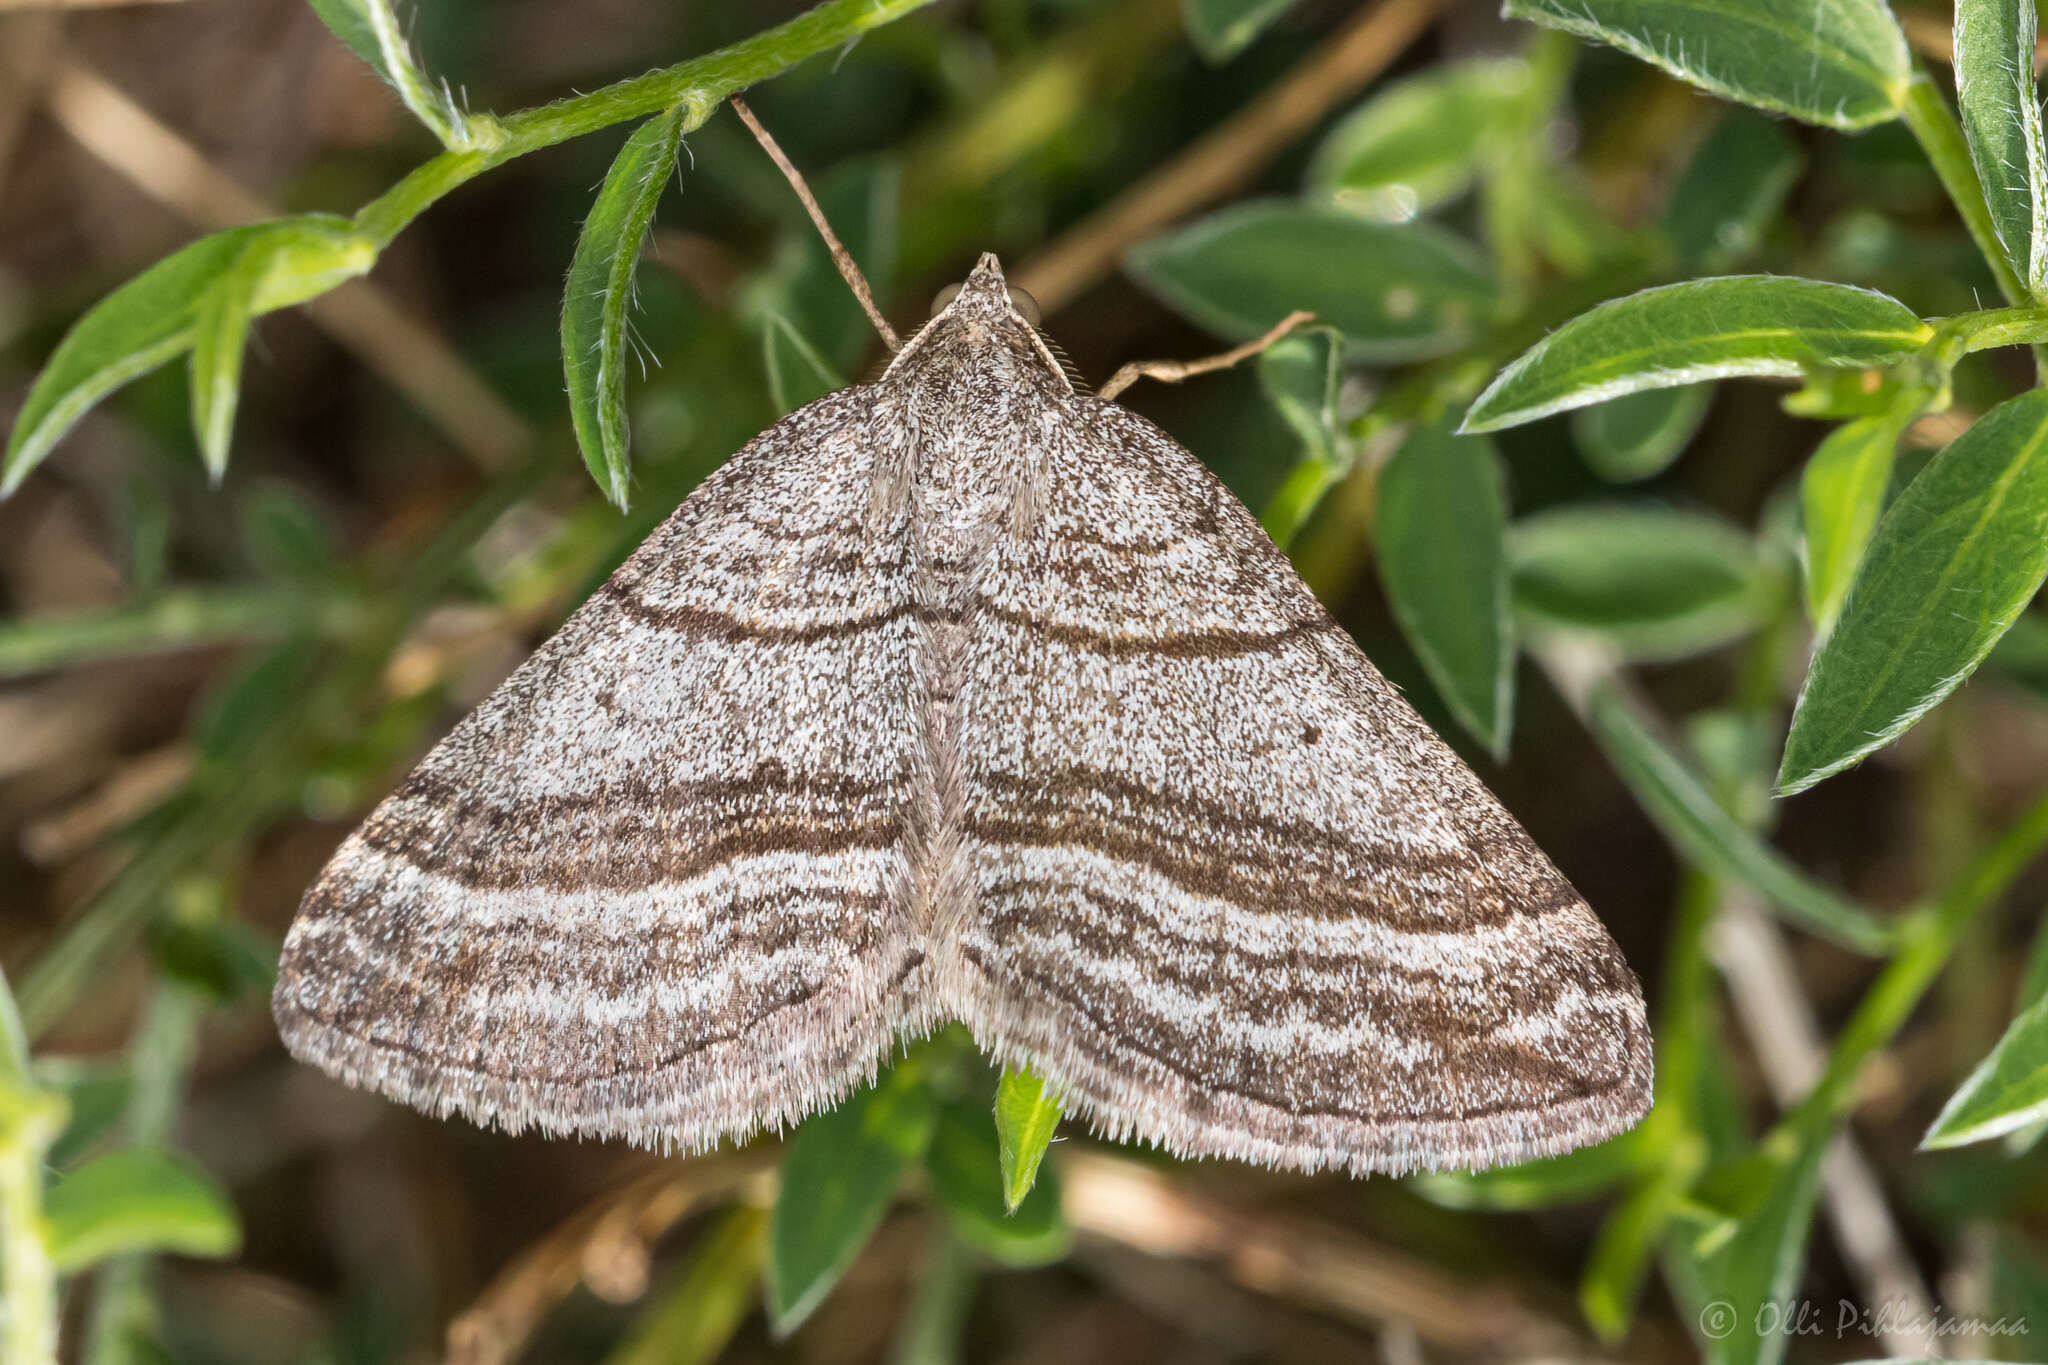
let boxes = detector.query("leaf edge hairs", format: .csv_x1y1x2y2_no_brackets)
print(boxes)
271,257,1652,1177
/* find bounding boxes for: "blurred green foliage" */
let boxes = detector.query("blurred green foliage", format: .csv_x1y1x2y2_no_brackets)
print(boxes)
11,0,2048,1362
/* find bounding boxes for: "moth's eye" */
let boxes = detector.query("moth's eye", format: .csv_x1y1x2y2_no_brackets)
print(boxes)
928,283,964,316
1006,286,1042,326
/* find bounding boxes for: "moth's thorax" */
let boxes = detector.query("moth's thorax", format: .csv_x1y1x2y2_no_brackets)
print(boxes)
871,265,1070,576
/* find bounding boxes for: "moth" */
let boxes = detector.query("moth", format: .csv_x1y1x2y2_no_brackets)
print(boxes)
274,255,1652,1175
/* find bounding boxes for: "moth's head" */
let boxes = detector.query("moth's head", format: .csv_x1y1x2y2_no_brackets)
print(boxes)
882,253,1070,394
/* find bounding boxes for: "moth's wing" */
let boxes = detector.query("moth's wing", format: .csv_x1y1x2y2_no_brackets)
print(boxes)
274,388,924,1150
941,399,1652,1175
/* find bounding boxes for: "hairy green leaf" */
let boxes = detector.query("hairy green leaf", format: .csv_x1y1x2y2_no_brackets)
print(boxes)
1376,416,1514,755
1571,384,1714,483
45,1149,240,1273
762,310,846,416
1256,325,1344,462
1780,390,2048,794
304,0,386,75
1128,202,1498,362
1924,993,2048,1148
1463,277,1930,434
1513,507,1771,660
1662,114,1804,270
1800,415,1902,634
1955,0,2048,296
1504,0,1912,131
1306,59,1528,220
563,107,687,509
993,1067,1063,1214
4,217,374,496
927,1102,1071,1265
767,1064,936,1335
1583,681,1891,952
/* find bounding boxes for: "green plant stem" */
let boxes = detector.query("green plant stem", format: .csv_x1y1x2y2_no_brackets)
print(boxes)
1793,790,2048,1134
0,1085,66,1365
0,589,355,679
352,0,943,249
1899,71,2048,379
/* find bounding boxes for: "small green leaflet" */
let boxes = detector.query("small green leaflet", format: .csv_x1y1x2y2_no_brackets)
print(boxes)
1181,0,1300,62
766,1064,936,1335
1255,325,1347,547
1799,414,1903,634
1306,59,1528,221
1954,0,2048,297
1462,277,1931,434
1375,416,1515,756
44,1148,241,1274
563,106,687,510
1779,389,2048,795
189,247,266,483
1127,201,1498,362
1924,993,2048,1149
3,216,376,497
1570,384,1714,484
993,1067,1062,1214
926,1101,1071,1265
1503,0,1912,132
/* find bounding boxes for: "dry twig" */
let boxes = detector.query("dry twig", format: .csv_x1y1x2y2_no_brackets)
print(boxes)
730,94,900,351
1096,309,1312,402
443,1149,776,1365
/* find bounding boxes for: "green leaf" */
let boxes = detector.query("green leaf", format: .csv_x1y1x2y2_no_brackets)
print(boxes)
605,1206,765,1365
1799,415,1903,634
1663,1118,1832,1365
44,1149,240,1273
1256,324,1344,462
1583,681,1891,953
3,216,375,496
1462,277,1930,434
1306,59,1528,221
1924,993,2048,1148
563,107,686,510
993,1068,1062,1214
0,967,26,1088
1375,416,1514,755
36,1058,132,1169
1955,0,2048,296
767,1064,937,1335
188,248,263,483
926,1101,1071,1266
1127,202,1498,362
1570,384,1714,483
1779,389,2048,795
762,310,846,417
304,0,386,76
1661,113,1804,270
1512,506,1771,660
1504,0,1911,131
1181,0,1300,62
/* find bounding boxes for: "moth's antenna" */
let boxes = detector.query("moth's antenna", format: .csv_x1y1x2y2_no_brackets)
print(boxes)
1097,311,1315,403
729,95,901,352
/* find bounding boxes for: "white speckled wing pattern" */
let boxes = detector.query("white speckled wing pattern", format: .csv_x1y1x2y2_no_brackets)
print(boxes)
275,254,1651,1172
273,388,927,1149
